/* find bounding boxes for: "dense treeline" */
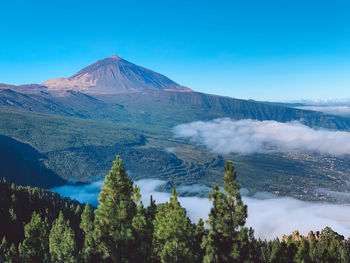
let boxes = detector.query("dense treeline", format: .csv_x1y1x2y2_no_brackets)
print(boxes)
1,157,350,262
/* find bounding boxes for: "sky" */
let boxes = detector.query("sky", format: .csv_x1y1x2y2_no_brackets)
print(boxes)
1,0,350,101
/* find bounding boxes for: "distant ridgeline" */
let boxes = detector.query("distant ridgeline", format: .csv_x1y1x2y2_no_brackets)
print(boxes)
1,157,350,263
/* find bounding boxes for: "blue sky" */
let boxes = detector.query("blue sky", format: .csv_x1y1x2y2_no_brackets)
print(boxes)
1,0,349,101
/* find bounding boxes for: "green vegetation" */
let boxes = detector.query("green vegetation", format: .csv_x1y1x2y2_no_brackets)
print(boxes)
153,187,195,262
1,157,350,262
203,161,250,262
0,134,65,188
1,107,350,201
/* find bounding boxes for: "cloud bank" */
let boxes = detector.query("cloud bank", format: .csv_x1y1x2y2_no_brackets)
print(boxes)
52,179,350,240
297,106,350,117
173,118,350,156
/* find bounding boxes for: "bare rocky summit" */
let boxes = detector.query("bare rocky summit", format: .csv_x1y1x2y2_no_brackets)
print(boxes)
42,55,192,94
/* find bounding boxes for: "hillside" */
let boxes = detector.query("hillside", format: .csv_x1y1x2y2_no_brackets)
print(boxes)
0,135,65,188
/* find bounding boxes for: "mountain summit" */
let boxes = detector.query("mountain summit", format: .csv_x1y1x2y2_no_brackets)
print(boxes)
42,55,192,94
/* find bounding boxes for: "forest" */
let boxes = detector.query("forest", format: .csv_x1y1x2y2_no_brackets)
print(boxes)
1,156,349,263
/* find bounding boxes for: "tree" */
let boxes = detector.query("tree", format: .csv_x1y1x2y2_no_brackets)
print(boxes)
94,156,138,262
153,187,194,263
145,195,157,262
19,212,49,262
269,238,291,263
0,236,8,261
194,218,206,262
203,161,249,263
79,203,98,263
49,211,77,263
131,202,148,262
7,243,19,263
295,238,311,263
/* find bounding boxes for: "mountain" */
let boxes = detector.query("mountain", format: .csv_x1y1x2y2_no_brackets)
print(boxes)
2,54,350,131
42,55,192,94
2,55,350,201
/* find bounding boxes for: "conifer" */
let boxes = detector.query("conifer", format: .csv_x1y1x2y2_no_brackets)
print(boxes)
153,187,194,263
194,218,206,262
20,212,49,262
203,161,248,263
49,211,77,263
79,203,98,263
94,156,138,262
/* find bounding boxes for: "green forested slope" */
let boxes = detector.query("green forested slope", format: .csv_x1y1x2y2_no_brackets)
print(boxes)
0,135,65,188
0,158,349,263
1,107,350,201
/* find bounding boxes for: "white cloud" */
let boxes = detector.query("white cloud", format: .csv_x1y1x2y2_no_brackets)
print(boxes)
52,179,350,240
297,106,350,117
173,118,350,156
245,194,350,240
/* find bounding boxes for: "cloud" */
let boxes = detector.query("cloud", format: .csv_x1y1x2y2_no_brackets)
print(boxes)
51,180,103,207
286,98,350,106
52,179,350,240
245,194,350,240
297,106,350,117
173,118,350,156
165,147,175,154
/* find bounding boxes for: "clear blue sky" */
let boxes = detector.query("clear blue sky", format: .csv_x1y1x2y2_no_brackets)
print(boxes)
1,0,349,101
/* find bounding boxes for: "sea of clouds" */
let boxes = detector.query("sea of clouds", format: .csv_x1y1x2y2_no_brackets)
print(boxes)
52,179,350,240
51,118,350,239
297,105,350,117
173,118,350,156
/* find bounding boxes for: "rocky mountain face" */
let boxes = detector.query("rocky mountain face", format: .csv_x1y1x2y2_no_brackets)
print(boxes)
41,55,192,94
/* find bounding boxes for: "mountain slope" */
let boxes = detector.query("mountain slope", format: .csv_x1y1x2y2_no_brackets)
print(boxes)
42,55,191,94
97,90,350,131
0,135,65,188
0,87,129,121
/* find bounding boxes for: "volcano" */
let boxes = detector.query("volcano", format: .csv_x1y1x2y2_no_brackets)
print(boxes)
42,55,192,94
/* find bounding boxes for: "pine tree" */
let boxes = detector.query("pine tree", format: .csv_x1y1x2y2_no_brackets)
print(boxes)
94,156,138,262
49,211,77,263
269,238,291,263
295,238,311,263
203,161,249,263
145,195,157,262
131,202,148,262
153,187,194,263
79,203,98,263
194,218,206,262
19,212,49,263
0,236,8,261
7,243,19,263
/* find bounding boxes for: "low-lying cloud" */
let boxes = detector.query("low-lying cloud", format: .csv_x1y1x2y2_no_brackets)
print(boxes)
297,106,350,117
52,179,350,240
51,180,103,207
173,118,350,156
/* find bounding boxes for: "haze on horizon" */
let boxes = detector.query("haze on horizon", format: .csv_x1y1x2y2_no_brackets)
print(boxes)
1,0,349,101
